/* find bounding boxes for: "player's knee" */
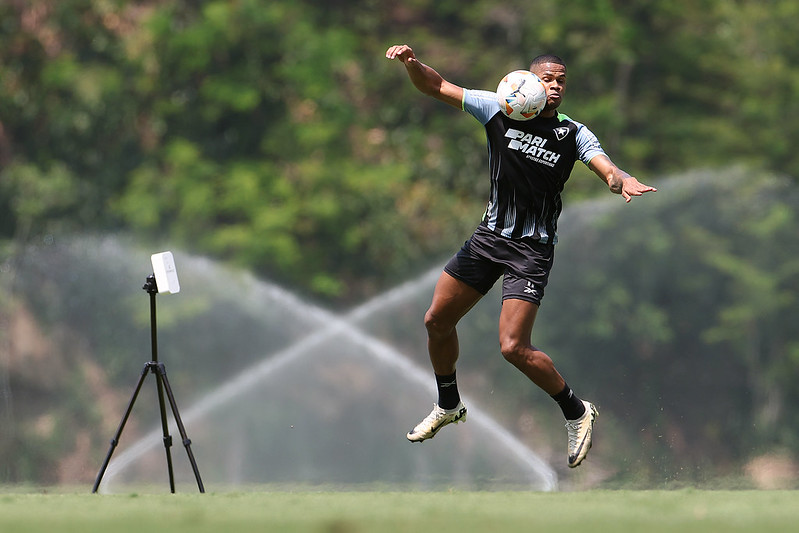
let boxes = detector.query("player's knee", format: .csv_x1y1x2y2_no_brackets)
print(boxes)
500,337,524,362
424,309,453,340
501,340,548,370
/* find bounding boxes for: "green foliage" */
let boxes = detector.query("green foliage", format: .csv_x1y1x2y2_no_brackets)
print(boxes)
2,0,798,300
0,162,88,237
533,169,799,481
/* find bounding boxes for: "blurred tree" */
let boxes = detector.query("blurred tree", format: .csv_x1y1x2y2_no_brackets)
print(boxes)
2,0,798,301
530,169,799,482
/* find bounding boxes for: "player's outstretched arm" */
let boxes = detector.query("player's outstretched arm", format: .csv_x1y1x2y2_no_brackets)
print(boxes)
588,154,657,202
385,44,464,109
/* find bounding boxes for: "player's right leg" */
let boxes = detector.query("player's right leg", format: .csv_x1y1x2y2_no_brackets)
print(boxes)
407,271,483,442
423,271,483,375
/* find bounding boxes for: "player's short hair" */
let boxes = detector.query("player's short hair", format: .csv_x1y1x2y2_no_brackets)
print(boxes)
529,54,566,71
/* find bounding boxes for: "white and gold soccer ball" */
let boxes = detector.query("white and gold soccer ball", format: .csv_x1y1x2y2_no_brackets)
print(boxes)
496,70,546,120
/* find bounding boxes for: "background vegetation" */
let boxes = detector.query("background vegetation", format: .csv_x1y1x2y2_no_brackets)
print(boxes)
1,0,798,487
3,0,798,301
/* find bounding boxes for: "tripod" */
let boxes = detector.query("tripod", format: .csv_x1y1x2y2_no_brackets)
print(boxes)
92,275,204,493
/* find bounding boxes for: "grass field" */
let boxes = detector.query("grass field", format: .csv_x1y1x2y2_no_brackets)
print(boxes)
1,488,798,532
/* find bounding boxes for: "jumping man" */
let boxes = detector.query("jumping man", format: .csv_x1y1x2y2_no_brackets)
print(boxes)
385,44,656,468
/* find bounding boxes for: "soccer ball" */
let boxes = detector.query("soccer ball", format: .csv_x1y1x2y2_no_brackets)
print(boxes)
496,70,546,120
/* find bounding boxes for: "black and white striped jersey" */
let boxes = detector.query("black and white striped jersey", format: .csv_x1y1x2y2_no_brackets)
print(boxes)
463,88,606,244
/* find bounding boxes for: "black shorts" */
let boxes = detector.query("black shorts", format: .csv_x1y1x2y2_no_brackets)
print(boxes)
443,224,555,305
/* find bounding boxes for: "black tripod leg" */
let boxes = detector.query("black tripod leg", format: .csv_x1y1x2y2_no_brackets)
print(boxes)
155,363,205,493
92,364,150,493
154,365,177,493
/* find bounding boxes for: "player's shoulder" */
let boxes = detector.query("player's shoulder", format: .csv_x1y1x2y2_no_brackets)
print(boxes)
557,113,605,161
463,88,499,110
556,112,583,127
463,88,501,124
555,112,596,135
464,88,497,101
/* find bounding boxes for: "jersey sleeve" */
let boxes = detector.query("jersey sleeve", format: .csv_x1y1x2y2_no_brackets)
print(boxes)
574,122,606,165
462,89,501,125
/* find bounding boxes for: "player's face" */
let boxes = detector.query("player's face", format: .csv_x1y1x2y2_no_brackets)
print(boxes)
531,63,567,114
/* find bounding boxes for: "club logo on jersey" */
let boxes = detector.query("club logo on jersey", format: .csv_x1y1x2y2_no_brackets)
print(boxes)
554,127,570,141
504,128,561,167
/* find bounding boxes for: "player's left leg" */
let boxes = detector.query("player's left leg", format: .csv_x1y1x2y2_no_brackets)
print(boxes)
498,298,598,467
498,298,563,393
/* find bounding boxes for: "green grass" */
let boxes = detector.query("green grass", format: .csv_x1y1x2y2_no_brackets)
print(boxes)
1,489,798,532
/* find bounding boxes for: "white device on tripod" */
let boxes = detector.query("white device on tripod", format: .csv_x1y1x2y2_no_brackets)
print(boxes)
151,251,180,294
93,249,204,494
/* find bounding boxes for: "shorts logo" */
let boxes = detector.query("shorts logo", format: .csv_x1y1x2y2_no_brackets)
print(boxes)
524,281,537,295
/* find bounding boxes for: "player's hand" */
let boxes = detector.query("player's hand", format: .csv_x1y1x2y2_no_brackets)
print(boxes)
385,44,417,64
620,177,657,203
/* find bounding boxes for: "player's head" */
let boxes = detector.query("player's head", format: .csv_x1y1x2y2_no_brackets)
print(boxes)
529,54,567,114
529,54,566,73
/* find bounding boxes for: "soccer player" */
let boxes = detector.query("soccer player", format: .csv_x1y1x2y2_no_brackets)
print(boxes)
385,44,656,468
